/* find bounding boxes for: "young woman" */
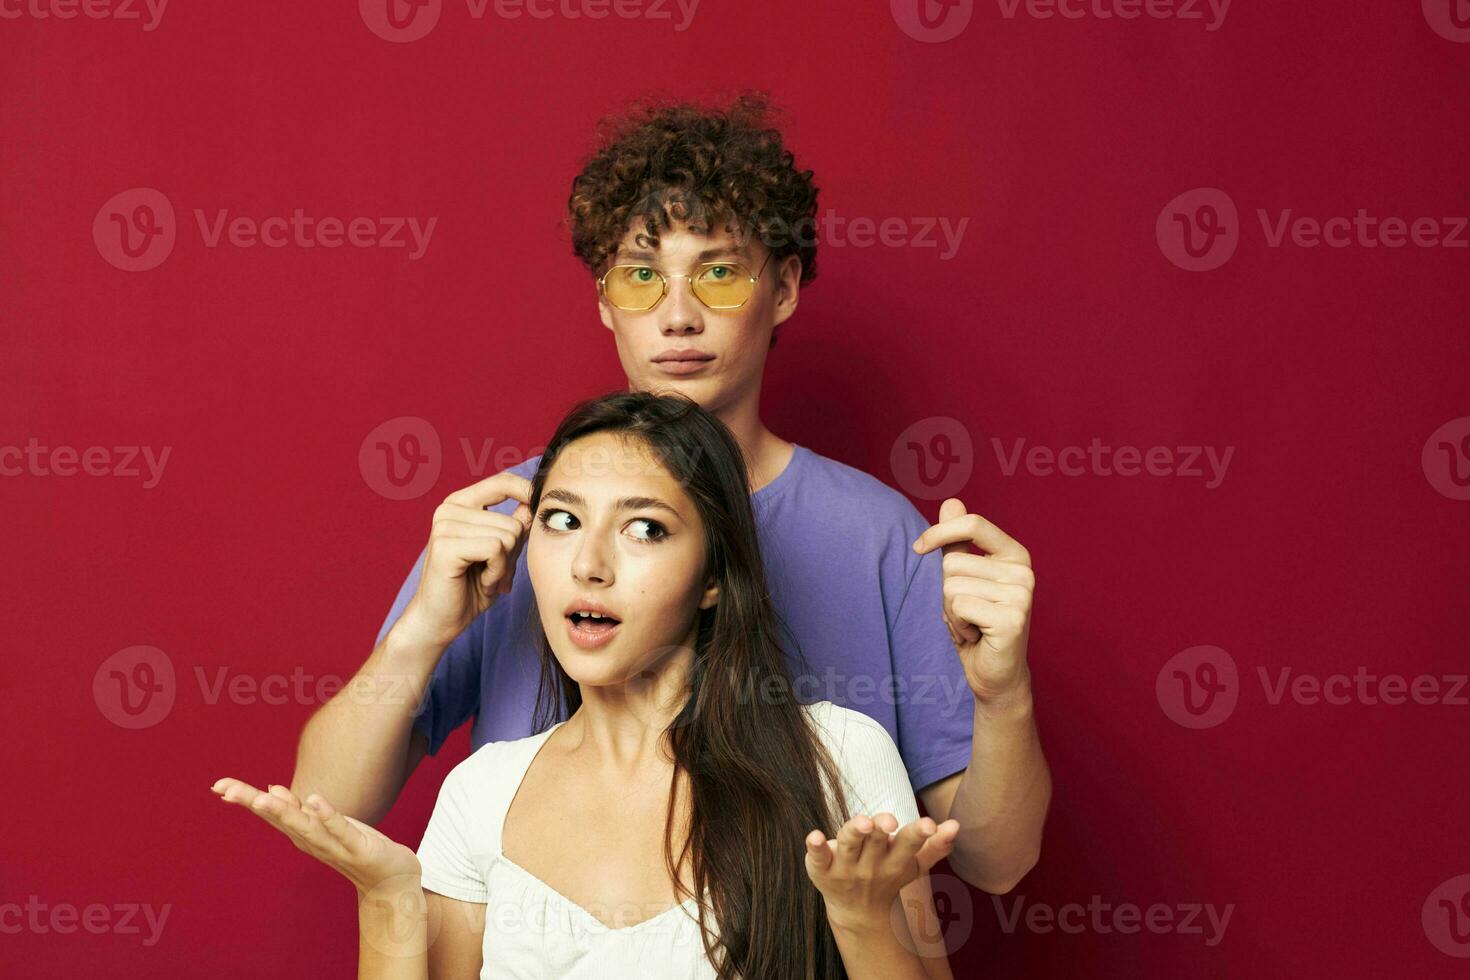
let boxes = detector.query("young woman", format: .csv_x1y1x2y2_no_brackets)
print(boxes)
213,391,959,979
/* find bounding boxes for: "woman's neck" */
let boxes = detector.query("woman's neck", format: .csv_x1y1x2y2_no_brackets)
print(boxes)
561,644,695,775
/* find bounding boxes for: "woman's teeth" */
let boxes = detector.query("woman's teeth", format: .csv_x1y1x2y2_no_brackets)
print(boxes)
570,611,619,632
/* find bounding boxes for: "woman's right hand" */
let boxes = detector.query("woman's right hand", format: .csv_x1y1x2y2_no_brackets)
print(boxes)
212,779,422,899
396,470,534,648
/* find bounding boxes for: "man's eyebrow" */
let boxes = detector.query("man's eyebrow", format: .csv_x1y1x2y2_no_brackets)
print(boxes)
617,247,747,265
541,487,681,518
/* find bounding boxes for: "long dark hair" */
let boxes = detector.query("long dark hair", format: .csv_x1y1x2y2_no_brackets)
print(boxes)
526,390,850,980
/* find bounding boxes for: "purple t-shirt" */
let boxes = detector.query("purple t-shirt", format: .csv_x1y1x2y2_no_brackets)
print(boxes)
375,443,975,793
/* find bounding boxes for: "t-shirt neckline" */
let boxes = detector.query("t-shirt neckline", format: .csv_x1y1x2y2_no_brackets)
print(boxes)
752,443,805,504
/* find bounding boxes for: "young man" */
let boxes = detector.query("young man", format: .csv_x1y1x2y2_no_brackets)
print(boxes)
290,94,1050,895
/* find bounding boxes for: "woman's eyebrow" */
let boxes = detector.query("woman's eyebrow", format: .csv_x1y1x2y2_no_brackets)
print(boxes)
541,487,681,518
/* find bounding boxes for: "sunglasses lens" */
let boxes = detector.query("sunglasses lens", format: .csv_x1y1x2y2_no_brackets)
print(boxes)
603,266,664,311
691,264,753,309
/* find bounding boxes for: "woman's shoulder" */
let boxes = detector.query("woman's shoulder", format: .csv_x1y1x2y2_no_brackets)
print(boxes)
800,699,897,744
799,700,919,822
440,724,562,800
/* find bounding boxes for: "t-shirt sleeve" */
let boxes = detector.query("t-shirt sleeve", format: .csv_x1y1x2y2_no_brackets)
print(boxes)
887,507,976,794
416,758,490,904
373,456,541,757
828,705,922,826
413,616,487,757
372,544,485,757
374,544,428,648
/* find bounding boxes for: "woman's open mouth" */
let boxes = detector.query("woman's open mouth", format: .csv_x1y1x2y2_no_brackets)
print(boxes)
565,610,622,650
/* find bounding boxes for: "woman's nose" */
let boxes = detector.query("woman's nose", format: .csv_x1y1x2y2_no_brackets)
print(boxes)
571,533,614,585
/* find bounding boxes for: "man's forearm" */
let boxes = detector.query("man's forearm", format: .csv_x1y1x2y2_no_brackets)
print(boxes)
945,684,1051,893
290,624,446,825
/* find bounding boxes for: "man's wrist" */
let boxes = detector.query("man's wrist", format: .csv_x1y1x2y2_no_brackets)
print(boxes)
383,612,455,667
972,672,1035,715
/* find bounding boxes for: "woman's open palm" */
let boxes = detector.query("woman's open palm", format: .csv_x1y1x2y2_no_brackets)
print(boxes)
804,812,959,930
212,778,422,898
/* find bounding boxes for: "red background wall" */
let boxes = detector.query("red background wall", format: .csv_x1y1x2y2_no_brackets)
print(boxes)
4,1,1468,976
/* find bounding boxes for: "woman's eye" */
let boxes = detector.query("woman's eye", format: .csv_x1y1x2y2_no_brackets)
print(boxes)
538,509,576,532
626,518,667,542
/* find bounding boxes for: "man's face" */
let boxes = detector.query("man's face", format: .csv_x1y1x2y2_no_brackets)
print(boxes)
597,220,800,414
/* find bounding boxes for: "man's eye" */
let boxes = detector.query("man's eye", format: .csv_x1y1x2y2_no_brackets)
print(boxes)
626,518,667,542
539,509,576,532
632,267,657,283
706,265,731,279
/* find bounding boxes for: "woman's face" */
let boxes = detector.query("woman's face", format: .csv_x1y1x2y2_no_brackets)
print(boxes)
527,430,719,689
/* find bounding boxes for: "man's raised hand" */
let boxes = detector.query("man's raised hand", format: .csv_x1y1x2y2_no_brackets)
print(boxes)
912,497,1036,705
397,470,534,648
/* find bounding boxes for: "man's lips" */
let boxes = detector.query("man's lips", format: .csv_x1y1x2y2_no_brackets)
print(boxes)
653,348,714,362
653,350,714,375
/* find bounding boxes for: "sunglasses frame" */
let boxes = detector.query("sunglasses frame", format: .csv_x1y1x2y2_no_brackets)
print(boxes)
597,252,774,312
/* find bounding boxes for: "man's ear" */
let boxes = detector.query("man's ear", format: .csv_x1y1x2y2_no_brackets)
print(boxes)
771,254,802,329
598,289,615,331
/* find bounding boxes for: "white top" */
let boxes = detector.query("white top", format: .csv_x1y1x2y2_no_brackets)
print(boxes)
416,700,921,979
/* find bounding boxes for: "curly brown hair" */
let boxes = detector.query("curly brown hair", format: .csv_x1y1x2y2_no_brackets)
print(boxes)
567,93,820,287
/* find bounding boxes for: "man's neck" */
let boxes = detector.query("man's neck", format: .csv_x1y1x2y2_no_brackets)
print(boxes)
710,399,793,494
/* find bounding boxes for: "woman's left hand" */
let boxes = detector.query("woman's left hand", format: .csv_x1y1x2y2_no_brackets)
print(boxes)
212,778,422,898
804,813,960,932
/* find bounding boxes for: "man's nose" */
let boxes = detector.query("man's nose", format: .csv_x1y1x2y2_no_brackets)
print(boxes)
659,276,705,335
